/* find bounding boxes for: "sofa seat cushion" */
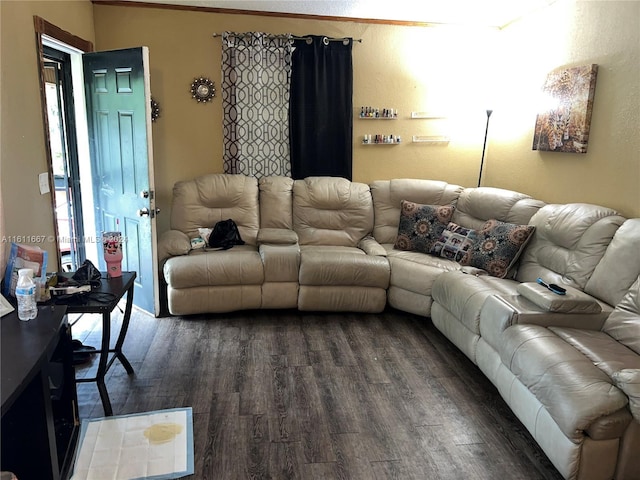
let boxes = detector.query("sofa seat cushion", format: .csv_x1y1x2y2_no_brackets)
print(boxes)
163,245,264,289
549,327,640,377
383,244,459,297
385,244,460,268
299,246,389,288
431,270,520,335
501,324,629,440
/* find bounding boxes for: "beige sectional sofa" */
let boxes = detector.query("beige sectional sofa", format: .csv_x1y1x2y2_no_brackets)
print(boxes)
431,210,640,480
158,173,640,480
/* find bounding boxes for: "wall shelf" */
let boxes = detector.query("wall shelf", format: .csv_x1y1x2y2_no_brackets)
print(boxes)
362,134,401,144
411,112,447,119
412,135,450,144
359,107,398,119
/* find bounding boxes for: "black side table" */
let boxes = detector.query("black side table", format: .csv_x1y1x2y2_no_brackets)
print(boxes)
53,271,136,416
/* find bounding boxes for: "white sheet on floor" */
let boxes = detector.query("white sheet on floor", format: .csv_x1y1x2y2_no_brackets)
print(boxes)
70,407,194,480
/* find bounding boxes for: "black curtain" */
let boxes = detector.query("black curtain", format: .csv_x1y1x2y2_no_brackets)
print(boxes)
289,36,353,180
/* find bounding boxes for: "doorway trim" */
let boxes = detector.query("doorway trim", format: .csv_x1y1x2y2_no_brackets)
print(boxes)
34,16,94,271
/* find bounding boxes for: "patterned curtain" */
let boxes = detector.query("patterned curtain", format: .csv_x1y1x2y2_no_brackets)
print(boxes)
222,32,292,177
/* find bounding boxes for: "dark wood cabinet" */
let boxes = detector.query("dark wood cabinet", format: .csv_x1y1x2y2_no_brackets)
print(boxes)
1,305,78,480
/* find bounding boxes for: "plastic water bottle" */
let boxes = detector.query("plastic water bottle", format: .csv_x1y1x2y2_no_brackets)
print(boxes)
16,268,37,321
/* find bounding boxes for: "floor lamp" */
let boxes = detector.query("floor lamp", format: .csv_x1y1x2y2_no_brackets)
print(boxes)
477,109,493,188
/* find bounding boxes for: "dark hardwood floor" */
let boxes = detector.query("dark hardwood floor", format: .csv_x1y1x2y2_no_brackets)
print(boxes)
72,306,563,480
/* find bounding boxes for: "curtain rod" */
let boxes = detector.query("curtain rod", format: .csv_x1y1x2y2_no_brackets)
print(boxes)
212,32,362,45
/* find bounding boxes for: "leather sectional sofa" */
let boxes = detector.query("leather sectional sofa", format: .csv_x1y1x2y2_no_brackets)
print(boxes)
159,173,640,480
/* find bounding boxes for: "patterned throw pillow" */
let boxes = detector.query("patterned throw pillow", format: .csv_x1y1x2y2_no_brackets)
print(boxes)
394,201,455,254
430,222,478,263
467,219,535,278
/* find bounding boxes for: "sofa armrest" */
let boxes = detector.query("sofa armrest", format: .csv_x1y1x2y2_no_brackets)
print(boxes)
158,229,191,264
257,228,298,245
358,235,387,256
517,282,602,314
479,294,611,352
613,369,640,423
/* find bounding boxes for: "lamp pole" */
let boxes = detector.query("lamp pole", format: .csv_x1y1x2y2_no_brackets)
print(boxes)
477,109,493,188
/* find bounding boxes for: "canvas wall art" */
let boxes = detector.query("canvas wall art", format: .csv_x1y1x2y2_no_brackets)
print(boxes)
532,64,598,153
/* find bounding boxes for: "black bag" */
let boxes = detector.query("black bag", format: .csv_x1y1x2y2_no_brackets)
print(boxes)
71,259,102,287
208,219,245,250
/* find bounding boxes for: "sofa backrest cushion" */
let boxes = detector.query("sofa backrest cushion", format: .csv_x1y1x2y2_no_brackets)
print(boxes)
259,176,294,229
516,203,625,290
586,218,640,307
293,177,373,246
451,187,545,230
602,277,640,355
370,179,464,244
170,173,259,245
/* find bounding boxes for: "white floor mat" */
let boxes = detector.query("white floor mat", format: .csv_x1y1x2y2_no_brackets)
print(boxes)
70,407,194,480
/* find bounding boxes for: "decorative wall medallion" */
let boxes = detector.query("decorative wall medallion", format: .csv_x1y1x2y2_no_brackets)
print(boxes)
150,96,160,122
190,77,216,103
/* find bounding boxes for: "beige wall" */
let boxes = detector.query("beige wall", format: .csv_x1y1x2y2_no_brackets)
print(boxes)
91,5,508,233
0,0,95,264
492,0,639,217
90,0,639,233
2,1,638,258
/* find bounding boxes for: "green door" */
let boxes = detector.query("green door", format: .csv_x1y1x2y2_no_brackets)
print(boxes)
83,47,158,315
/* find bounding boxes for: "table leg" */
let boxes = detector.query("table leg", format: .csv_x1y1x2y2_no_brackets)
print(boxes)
114,283,135,375
97,312,113,416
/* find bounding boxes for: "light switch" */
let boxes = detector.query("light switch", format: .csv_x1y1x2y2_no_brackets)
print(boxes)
39,172,50,194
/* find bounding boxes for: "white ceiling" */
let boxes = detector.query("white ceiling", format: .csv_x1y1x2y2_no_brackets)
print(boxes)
123,0,557,28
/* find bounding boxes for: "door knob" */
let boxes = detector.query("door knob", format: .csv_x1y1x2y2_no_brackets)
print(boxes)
137,207,160,218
